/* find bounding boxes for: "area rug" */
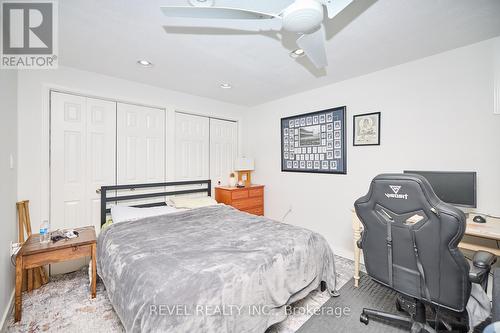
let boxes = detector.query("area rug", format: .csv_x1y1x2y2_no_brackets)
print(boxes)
6,255,357,333
296,273,490,333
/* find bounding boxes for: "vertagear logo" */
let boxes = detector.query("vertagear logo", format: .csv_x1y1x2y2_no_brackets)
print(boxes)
1,1,58,69
389,185,401,194
385,185,408,200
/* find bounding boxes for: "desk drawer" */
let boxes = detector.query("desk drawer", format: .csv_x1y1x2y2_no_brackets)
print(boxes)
232,197,263,210
248,188,263,198
231,190,249,200
23,244,92,269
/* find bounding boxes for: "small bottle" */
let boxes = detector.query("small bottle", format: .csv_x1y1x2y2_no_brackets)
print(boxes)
40,220,50,244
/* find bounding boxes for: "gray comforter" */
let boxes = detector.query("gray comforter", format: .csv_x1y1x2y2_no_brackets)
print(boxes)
97,205,337,333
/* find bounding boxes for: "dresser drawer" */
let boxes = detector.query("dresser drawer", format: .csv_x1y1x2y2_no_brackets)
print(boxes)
231,190,249,200
248,187,263,198
244,207,264,216
232,197,263,210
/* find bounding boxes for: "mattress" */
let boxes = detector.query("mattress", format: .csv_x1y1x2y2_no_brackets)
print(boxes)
97,204,337,332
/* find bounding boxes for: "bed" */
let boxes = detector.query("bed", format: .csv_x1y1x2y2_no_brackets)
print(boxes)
96,181,337,333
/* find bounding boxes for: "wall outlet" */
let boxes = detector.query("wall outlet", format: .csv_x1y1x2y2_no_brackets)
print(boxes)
10,241,21,256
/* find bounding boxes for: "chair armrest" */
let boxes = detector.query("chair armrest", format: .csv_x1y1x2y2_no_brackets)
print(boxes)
469,266,489,284
473,251,496,269
469,251,496,288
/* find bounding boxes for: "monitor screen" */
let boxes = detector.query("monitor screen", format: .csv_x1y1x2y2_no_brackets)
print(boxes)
403,171,477,208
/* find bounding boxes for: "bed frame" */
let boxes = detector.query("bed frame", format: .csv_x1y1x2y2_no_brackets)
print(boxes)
99,180,212,227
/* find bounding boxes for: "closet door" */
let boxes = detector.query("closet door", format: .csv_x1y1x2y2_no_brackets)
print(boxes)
51,93,116,230
50,92,116,273
116,103,165,201
175,113,209,181
51,92,87,231
210,119,238,187
86,98,117,227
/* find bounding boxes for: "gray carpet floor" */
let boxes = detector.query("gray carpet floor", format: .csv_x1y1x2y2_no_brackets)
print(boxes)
6,255,360,333
297,274,491,333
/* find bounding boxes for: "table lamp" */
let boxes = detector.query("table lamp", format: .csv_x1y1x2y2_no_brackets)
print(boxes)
234,157,254,187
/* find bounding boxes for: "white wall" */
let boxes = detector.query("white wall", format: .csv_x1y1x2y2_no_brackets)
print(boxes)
17,66,247,230
243,37,500,260
0,70,18,328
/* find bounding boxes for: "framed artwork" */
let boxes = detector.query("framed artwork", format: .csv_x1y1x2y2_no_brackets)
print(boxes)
281,106,347,174
353,112,381,146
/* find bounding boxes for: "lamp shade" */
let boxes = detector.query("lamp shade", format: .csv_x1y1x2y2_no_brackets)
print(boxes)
234,157,254,171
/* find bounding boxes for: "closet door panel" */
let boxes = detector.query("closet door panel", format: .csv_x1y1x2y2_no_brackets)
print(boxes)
51,92,87,231
117,103,165,204
175,113,209,181
50,92,116,274
209,119,238,188
86,98,117,230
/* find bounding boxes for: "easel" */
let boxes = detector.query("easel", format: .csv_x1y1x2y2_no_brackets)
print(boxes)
16,200,49,291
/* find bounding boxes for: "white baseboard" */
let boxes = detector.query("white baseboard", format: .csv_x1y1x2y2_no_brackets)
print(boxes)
0,289,14,333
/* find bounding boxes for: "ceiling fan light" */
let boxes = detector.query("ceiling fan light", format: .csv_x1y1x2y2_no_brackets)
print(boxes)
137,60,153,67
290,48,305,58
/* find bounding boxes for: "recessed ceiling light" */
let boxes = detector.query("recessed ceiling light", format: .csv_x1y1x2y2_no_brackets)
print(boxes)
137,60,153,67
290,49,305,58
220,83,232,89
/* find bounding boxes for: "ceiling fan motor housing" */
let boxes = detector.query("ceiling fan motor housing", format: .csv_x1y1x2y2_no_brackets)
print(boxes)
282,0,324,33
188,0,214,7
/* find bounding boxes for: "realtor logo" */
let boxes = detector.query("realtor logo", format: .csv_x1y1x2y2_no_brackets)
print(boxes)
389,185,401,194
1,1,58,68
385,185,408,200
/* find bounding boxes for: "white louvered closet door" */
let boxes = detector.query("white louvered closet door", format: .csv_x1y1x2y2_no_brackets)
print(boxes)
116,103,165,204
175,113,210,182
209,119,238,188
50,92,116,273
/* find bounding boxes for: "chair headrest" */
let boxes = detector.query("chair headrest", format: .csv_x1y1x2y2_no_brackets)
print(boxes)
359,173,461,216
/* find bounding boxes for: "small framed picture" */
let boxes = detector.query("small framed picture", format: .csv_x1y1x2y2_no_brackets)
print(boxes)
353,112,381,146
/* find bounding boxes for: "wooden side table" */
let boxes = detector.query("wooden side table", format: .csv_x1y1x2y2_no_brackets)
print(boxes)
215,185,265,216
15,226,97,322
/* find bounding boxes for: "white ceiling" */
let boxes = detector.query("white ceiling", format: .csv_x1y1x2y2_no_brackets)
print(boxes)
59,0,500,106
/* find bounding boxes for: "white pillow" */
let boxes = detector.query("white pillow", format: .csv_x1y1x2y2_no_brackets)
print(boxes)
111,205,180,223
170,196,218,209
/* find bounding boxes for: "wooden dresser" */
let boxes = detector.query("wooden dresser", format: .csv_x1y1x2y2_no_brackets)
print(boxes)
215,185,264,216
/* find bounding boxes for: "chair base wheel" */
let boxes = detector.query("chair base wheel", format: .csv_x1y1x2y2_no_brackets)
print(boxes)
395,298,403,312
360,313,369,325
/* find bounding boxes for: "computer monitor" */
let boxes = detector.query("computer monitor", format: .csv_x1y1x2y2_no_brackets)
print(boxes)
403,171,477,208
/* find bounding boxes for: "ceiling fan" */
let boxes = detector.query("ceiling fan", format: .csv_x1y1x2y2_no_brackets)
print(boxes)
160,0,353,69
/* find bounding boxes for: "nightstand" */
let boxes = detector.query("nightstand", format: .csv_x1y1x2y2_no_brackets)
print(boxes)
14,226,97,322
215,185,264,216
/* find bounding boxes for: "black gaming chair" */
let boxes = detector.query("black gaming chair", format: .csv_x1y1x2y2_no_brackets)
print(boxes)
355,174,495,332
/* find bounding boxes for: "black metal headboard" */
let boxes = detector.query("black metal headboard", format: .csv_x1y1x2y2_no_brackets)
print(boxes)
100,180,211,227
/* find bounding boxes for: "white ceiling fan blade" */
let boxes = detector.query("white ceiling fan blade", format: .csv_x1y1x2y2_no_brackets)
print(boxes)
321,0,353,19
163,17,283,32
161,6,278,20
296,25,328,68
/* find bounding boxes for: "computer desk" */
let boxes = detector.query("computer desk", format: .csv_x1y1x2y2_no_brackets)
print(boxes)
351,210,500,288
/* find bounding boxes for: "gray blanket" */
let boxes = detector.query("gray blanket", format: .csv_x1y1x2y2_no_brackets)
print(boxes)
97,205,337,333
